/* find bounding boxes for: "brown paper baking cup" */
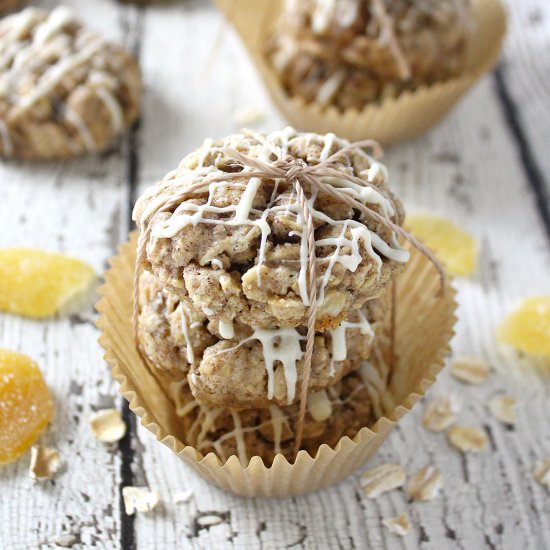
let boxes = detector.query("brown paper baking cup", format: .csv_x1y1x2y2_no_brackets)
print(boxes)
96,233,457,497
215,0,506,145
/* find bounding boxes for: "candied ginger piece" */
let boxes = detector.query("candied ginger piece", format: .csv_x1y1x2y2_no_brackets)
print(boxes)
405,213,478,276
0,349,53,465
0,248,96,318
497,296,550,359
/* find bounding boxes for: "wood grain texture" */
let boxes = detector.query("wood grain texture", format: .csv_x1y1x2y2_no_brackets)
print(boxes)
1,0,549,548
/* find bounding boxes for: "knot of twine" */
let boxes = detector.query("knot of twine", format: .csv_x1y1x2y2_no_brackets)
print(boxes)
133,136,445,456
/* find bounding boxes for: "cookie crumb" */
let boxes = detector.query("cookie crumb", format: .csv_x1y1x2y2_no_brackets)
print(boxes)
488,395,517,425
360,463,406,498
407,465,442,501
422,393,461,432
383,514,411,537
450,356,489,384
448,425,488,453
534,459,550,489
90,408,127,443
29,445,61,480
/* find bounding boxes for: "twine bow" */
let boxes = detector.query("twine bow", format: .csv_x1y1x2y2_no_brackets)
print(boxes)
133,137,445,456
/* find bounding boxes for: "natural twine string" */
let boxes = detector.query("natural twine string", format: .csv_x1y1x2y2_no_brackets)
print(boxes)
133,138,445,455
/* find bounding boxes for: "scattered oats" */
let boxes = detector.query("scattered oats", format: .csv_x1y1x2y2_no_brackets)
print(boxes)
52,534,77,547
534,459,550,489
383,514,411,537
122,486,160,515
448,425,488,453
29,445,61,480
450,356,489,384
90,408,127,443
488,395,517,425
232,105,265,127
422,393,461,432
407,465,442,501
197,514,224,527
173,489,194,504
360,463,406,498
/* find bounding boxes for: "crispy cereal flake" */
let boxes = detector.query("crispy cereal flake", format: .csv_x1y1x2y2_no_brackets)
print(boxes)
405,213,478,276
0,248,96,318
450,356,489,384
383,514,411,537
448,425,488,453
360,463,406,498
29,445,61,480
534,459,550,490
197,515,225,527
90,409,127,443
0,349,53,465
488,395,517,425
122,487,160,515
407,465,442,501
497,296,550,359
422,393,461,432
51,534,78,547
173,490,194,504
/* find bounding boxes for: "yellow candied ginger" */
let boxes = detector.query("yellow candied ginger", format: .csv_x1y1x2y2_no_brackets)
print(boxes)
497,296,550,359
405,213,478,277
0,248,96,318
0,349,53,465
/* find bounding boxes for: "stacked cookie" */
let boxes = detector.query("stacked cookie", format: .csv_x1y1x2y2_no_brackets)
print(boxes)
133,128,408,462
0,7,140,159
268,0,472,110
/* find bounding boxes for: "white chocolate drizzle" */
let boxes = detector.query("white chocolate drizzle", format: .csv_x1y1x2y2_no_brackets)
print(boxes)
179,303,194,364
269,405,285,454
330,309,373,362
214,327,305,405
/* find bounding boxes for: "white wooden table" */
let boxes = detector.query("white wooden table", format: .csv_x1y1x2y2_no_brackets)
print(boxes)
1,1,549,548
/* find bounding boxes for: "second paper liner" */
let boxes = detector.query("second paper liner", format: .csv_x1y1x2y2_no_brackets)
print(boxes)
97,233,457,497
215,0,507,146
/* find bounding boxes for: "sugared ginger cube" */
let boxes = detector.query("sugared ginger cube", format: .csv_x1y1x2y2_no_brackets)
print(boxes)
405,213,478,277
0,349,53,465
497,296,550,359
0,248,96,318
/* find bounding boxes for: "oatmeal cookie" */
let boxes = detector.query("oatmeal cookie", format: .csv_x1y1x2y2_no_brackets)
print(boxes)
0,7,141,159
137,269,389,409
268,0,471,110
133,128,407,332
168,367,376,464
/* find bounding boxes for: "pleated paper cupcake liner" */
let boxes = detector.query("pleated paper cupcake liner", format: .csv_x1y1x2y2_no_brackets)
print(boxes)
96,233,457,497
215,0,507,145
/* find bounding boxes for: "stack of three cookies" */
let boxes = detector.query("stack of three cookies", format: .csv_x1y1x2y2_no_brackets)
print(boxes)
132,128,408,463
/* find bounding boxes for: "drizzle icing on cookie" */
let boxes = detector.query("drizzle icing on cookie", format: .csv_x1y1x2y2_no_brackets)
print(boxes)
0,7,129,154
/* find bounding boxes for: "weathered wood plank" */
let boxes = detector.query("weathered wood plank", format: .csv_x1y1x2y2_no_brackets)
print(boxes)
0,1,132,548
